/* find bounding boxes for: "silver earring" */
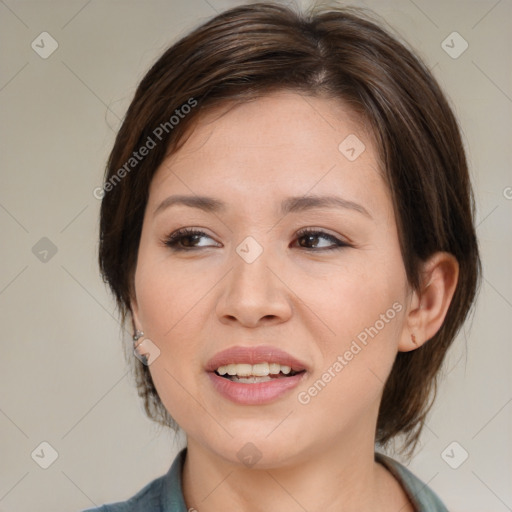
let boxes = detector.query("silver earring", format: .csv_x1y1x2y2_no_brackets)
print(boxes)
133,330,144,347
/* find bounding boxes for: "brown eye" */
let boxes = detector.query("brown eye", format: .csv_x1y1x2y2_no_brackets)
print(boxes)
163,228,219,251
162,227,350,252
294,229,350,251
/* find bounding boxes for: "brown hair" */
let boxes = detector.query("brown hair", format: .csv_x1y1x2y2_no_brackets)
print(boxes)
98,2,481,457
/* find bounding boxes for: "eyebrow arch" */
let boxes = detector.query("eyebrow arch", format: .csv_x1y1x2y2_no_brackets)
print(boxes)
281,195,371,218
153,194,371,218
153,195,226,216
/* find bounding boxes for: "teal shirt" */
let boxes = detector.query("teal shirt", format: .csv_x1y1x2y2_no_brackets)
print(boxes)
82,448,448,511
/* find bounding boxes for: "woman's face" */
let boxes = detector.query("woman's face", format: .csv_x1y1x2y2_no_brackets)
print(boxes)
132,91,412,466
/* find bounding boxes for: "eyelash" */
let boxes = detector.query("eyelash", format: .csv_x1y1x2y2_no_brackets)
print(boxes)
162,227,351,252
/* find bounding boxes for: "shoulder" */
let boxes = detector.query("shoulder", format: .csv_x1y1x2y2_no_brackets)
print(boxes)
375,452,449,512
78,448,188,512
79,473,165,511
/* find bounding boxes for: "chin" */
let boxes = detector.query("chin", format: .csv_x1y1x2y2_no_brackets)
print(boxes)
195,428,309,470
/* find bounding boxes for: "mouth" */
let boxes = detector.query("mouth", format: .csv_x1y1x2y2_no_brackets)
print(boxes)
206,346,309,405
214,362,305,383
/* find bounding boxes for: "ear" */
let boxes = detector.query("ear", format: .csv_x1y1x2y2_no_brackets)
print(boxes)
398,252,459,352
129,295,143,335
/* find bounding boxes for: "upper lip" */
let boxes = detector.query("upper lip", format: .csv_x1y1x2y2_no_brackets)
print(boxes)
206,345,309,373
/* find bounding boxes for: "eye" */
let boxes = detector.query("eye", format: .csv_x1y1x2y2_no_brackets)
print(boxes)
293,228,350,251
162,227,351,252
163,228,219,251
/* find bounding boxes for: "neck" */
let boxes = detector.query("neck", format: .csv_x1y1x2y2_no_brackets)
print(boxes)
181,428,404,512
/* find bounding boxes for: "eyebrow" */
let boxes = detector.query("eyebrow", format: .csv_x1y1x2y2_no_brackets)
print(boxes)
153,194,371,218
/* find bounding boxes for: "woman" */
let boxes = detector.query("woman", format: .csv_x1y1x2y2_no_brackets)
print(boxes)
86,2,481,511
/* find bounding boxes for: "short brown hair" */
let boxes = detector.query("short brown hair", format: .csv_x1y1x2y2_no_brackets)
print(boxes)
98,2,481,456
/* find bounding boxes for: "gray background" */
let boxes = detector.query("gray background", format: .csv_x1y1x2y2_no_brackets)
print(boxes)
0,0,511,511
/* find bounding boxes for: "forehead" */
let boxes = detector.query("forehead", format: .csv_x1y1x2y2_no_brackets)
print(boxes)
149,91,387,217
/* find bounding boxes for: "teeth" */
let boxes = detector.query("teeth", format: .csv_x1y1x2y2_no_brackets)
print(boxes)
269,363,280,374
216,362,295,377
252,363,269,376
231,376,273,383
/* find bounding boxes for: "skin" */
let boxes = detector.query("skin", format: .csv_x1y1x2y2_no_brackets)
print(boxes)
131,91,459,511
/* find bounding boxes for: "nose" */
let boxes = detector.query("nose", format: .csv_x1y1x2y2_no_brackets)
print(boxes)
216,247,293,328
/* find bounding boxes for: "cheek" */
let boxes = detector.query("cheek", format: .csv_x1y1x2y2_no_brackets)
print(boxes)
298,251,406,348
133,253,215,421
295,255,407,411
296,302,405,429
134,243,211,337
134,271,201,366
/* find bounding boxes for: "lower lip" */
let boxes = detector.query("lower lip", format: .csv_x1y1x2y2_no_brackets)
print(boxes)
207,371,306,405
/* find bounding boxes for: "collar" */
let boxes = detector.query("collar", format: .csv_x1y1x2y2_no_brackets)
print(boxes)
159,447,188,511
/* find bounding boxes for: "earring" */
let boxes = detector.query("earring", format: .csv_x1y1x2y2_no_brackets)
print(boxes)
133,330,144,347
411,333,417,345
